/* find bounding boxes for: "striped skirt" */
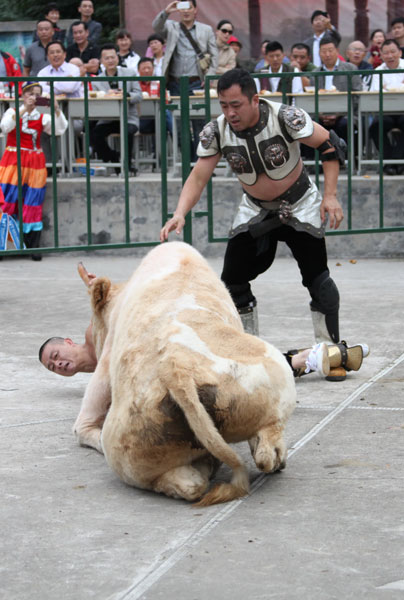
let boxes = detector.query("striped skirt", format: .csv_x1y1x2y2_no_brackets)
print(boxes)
0,146,47,233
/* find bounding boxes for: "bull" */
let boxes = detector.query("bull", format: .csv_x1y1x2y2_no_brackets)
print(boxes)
74,242,296,506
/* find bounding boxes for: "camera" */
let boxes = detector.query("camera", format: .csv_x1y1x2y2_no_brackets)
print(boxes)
177,1,191,9
35,97,51,107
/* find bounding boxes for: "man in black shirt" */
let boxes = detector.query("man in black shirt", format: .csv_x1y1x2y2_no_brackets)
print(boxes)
66,20,100,74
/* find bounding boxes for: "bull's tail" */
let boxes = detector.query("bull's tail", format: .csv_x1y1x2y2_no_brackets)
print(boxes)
164,364,249,507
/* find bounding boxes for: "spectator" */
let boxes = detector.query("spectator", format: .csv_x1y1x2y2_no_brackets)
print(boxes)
311,37,361,144
254,39,271,71
369,39,404,175
37,41,83,97
366,29,386,68
0,49,22,97
258,41,303,94
147,34,165,76
0,82,67,259
66,0,102,46
92,44,142,172
23,19,54,76
152,0,218,96
303,9,341,67
66,21,100,74
390,17,404,57
32,3,66,44
152,0,218,161
115,29,140,74
289,42,315,89
215,20,236,78
137,57,173,137
228,35,243,67
346,40,373,90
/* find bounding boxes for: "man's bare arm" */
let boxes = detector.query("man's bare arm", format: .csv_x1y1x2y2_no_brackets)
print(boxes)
160,154,221,241
300,121,343,230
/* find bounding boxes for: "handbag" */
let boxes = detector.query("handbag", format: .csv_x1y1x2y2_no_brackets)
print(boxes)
180,23,211,75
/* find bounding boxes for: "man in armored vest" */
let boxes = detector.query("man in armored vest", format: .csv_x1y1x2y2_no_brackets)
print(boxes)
160,69,352,380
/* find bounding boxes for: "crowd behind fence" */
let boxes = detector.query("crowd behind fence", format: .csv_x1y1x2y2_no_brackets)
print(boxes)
0,70,403,257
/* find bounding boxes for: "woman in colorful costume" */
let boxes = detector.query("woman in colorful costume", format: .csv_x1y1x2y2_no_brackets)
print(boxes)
0,82,67,259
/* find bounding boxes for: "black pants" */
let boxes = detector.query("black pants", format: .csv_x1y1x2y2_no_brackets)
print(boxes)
93,121,138,164
221,225,329,307
369,114,404,159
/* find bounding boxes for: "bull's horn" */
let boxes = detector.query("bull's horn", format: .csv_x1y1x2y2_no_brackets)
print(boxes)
77,262,92,287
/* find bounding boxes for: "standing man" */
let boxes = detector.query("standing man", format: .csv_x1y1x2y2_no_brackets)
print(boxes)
369,39,404,175
23,19,54,76
66,20,100,74
303,10,341,67
153,0,218,160
66,0,102,46
390,17,404,57
152,0,218,96
92,44,142,172
258,41,303,94
160,69,346,361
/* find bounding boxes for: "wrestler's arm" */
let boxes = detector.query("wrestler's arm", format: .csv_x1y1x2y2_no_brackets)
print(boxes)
300,122,343,230
160,154,221,241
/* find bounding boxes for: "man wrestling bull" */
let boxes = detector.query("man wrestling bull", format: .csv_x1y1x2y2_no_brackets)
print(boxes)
39,326,368,380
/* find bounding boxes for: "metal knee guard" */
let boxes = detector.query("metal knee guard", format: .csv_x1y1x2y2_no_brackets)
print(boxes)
238,302,259,336
309,271,340,344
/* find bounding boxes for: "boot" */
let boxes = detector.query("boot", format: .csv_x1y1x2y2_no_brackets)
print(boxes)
326,341,369,381
238,302,259,336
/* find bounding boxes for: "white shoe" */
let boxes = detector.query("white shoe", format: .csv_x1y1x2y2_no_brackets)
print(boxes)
305,343,330,377
358,343,370,358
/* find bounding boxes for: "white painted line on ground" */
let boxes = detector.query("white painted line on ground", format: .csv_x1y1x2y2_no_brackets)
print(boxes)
298,405,404,411
111,352,404,600
0,417,73,429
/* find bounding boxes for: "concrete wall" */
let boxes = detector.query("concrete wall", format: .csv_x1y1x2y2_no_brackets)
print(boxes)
41,175,404,258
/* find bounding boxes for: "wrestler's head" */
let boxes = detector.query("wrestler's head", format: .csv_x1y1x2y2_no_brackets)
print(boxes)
217,69,259,132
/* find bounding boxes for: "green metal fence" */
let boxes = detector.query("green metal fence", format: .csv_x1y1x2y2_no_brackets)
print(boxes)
0,70,403,257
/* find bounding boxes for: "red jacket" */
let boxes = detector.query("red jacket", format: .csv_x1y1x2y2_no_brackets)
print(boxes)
1,51,22,95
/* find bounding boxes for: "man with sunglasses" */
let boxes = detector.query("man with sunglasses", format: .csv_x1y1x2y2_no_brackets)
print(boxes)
215,20,236,77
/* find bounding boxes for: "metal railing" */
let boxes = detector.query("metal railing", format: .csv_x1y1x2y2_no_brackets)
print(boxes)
0,70,403,256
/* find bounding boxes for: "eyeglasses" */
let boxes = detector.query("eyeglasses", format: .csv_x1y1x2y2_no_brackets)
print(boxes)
220,28,233,34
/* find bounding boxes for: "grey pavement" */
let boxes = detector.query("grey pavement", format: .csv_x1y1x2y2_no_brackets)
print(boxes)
1,250,404,600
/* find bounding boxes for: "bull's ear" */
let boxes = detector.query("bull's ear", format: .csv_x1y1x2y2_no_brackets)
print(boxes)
91,277,111,313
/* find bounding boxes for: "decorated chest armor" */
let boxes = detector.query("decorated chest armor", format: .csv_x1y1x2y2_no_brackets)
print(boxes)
198,100,314,185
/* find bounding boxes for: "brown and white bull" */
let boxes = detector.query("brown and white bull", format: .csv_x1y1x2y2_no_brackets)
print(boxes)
74,242,296,506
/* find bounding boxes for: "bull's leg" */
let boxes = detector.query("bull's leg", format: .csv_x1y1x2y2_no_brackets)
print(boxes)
248,423,287,473
153,465,210,502
73,358,111,454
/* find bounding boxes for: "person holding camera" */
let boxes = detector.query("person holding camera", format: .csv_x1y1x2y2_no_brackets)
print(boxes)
0,82,67,258
153,0,218,161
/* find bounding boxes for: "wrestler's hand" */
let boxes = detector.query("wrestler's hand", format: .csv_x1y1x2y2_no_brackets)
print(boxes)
160,214,185,242
321,194,344,230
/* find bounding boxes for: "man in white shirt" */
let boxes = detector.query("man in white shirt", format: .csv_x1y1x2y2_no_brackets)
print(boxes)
258,41,303,95
369,39,404,175
38,41,83,98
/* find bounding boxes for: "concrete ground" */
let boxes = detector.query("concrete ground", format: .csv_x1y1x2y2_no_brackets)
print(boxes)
1,249,403,600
